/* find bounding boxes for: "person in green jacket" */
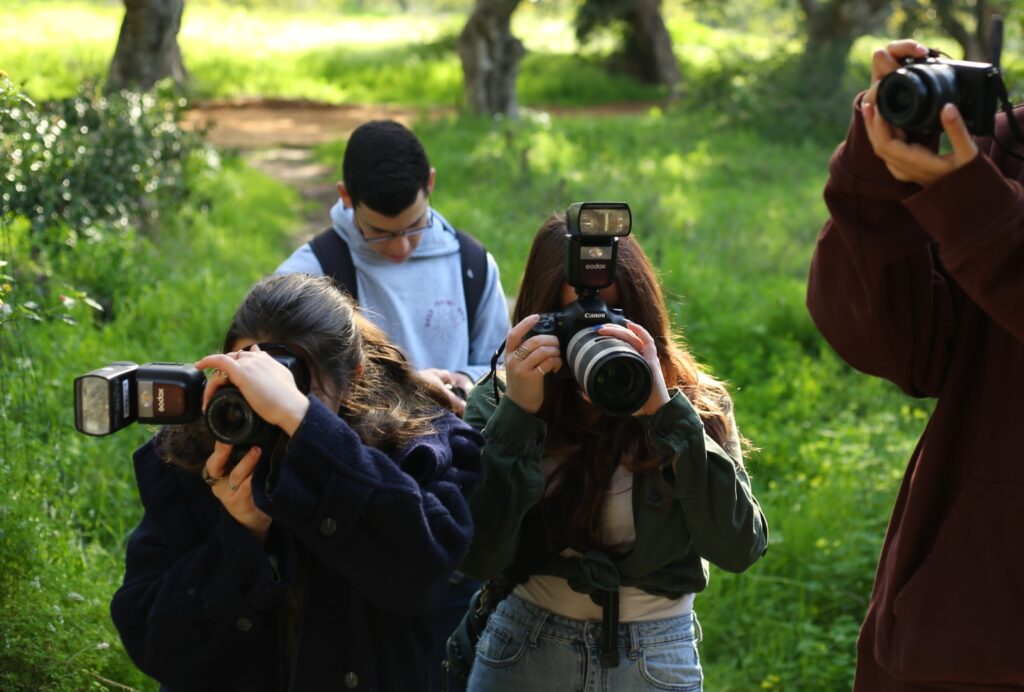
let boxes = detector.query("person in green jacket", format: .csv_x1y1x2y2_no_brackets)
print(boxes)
458,213,769,691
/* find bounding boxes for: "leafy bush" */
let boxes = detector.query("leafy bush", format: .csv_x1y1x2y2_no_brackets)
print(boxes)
0,72,212,330
1,77,200,240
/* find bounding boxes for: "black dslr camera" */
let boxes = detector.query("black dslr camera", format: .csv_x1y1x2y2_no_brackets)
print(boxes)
73,345,311,458
526,202,652,416
877,55,1001,137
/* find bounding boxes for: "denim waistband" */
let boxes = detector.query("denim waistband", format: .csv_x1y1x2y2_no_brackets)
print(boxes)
496,592,698,647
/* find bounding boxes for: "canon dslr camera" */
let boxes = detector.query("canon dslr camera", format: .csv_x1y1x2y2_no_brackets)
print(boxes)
877,54,1000,137
526,202,652,416
73,345,310,458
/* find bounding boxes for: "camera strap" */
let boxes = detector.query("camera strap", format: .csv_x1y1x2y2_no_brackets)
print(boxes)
489,340,506,404
992,75,1024,159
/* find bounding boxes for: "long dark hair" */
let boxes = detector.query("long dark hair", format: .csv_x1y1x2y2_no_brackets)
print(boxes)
157,273,451,470
515,214,736,552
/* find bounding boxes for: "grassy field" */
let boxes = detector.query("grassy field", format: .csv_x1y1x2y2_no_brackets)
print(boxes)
0,2,961,690
0,0,667,106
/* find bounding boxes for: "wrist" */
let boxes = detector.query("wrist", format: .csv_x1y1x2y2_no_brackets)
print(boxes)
504,388,540,415
250,516,271,545
279,393,311,437
640,389,671,416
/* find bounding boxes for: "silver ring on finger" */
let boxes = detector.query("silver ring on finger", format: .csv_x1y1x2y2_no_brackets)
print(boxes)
201,466,222,487
536,365,546,375
512,345,532,361
227,478,239,492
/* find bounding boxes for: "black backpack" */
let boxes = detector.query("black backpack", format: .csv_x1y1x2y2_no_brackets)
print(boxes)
308,226,489,336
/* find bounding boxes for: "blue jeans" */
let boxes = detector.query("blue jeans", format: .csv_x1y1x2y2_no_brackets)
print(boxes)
466,593,703,692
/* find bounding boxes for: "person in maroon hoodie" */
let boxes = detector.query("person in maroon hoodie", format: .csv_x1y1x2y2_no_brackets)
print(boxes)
807,39,1024,691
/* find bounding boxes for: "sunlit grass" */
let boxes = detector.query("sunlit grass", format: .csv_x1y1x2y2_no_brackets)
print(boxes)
2,1,664,105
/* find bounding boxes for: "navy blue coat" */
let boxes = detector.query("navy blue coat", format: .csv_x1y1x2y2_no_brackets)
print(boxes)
110,397,482,692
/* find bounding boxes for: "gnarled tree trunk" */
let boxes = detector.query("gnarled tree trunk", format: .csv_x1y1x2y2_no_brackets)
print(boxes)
106,0,188,93
458,0,525,117
798,0,890,95
619,0,681,94
575,0,680,94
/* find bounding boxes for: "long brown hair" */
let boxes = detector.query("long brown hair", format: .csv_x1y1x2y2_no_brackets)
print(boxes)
515,214,735,552
157,273,451,470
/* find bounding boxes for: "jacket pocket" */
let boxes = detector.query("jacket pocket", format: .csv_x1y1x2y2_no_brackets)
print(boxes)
883,481,1024,685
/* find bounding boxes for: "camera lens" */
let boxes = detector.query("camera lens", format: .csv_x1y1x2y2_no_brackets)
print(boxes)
877,63,957,134
566,329,652,416
205,386,264,446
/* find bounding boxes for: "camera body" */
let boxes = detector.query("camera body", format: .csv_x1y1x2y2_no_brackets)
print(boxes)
877,55,1000,137
74,346,310,457
526,202,652,416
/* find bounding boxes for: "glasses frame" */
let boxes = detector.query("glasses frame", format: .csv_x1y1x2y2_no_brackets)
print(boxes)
355,209,435,246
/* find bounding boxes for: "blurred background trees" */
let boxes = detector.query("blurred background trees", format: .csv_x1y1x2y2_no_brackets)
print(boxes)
100,0,1022,114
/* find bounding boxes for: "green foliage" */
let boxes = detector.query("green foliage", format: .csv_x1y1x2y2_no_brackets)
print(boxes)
1,79,200,237
1,75,300,688
574,0,630,45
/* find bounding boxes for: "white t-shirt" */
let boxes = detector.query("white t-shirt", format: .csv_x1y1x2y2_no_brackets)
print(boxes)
513,458,695,622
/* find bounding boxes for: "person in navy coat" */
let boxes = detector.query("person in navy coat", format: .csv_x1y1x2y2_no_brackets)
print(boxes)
110,273,482,691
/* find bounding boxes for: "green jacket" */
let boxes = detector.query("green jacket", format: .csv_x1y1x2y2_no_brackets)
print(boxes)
461,380,768,600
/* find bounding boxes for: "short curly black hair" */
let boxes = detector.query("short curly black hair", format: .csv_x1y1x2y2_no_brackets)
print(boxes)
342,120,431,216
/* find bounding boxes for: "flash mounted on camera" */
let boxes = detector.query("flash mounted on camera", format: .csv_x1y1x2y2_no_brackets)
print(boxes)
74,344,311,455
488,202,653,417
564,202,632,294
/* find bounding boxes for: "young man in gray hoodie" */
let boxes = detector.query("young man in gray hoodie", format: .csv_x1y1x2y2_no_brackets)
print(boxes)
275,120,510,416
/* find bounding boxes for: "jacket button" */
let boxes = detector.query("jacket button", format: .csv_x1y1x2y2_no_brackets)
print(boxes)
236,617,253,632
319,517,337,536
657,424,671,437
344,671,358,688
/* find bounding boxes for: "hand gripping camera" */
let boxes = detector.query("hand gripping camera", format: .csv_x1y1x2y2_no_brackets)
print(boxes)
877,54,1001,137
73,345,311,458
526,202,653,416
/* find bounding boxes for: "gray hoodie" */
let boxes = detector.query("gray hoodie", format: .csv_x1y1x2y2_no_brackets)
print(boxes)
275,201,509,381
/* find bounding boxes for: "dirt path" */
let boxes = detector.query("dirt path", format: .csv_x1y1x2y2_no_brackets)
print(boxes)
182,98,434,242
182,97,660,241
183,98,452,241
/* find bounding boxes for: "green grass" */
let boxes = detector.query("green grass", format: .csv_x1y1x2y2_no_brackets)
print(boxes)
0,1,666,106
1,153,302,690
0,2,967,689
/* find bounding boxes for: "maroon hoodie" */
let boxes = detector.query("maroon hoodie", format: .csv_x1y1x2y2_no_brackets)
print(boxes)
807,95,1024,691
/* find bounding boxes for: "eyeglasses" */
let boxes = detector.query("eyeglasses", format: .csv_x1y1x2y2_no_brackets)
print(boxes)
355,210,434,246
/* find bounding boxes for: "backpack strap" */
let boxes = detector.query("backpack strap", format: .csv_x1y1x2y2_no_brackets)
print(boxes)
311,226,488,343
455,229,488,333
309,227,358,301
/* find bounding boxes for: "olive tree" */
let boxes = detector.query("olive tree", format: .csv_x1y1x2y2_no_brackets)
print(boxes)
458,0,525,116
107,0,188,92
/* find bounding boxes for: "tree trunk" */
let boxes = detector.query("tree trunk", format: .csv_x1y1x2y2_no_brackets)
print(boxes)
798,0,890,95
457,0,525,117
933,0,1006,62
621,0,680,94
106,0,188,93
